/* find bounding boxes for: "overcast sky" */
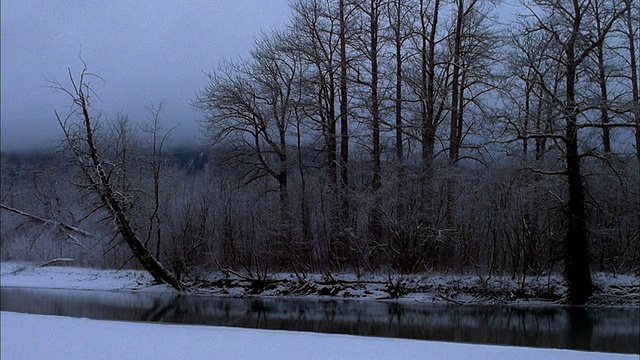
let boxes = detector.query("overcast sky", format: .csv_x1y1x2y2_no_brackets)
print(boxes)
1,0,292,152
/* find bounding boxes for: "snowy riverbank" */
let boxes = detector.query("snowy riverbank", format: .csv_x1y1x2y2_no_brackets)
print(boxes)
1,261,638,306
1,262,638,359
1,261,171,292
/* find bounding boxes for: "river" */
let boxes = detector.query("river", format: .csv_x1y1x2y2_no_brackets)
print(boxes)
1,287,637,354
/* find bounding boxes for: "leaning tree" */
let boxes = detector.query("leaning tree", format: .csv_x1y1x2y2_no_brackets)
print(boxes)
53,67,184,291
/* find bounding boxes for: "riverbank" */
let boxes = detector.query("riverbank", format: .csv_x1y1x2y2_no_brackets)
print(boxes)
1,261,638,306
2,262,639,359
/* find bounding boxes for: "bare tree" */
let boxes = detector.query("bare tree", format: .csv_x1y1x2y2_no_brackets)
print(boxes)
339,0,354,222
410,0,446,220
352,0,385,242
53,67,184,291
507,29,565,162
140,103,174,260
619,0,639,160
288,0,350,261
195,32,305,262
447,0,500,163
386,0,410,171
290,0,340,185
518,0,629,304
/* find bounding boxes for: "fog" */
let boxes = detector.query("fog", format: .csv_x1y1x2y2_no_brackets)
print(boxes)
0,0,291,152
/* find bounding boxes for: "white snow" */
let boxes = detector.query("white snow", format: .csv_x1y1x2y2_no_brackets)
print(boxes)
1,311,636,360
0,262,171,292
2,262,638,306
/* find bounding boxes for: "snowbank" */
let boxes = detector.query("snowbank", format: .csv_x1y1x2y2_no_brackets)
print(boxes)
1,311,636,360
2,261,638,306
0,262,170,292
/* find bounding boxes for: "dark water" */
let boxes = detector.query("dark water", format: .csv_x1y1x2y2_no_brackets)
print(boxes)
1,287,638,354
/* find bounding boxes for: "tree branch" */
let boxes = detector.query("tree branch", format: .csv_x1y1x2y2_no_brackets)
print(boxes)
0,203,93,238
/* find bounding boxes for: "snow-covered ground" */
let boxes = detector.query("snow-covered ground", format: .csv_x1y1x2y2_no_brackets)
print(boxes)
1,311,636,360
1,261,638,306
1,262,638,359
0,261,170,292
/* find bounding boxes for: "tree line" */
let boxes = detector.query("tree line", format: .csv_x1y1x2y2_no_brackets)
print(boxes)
0,0,638,304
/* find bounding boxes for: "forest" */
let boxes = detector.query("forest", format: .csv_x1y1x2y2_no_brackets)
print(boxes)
1,0,638,304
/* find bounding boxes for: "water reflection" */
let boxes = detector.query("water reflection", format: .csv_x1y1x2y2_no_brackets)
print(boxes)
1,287,638,354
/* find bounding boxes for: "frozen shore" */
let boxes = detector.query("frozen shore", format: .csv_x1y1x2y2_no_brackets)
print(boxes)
1,261,638,306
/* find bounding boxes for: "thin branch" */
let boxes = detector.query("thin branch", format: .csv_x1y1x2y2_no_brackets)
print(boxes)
0,203,93,238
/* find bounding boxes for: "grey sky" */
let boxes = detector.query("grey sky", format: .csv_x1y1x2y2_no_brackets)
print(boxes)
1,0,291,152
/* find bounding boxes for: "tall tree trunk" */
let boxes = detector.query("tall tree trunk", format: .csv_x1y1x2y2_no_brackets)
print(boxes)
321,71,338,185
339,0,350,219
564,84,592,304
394,0,404,174
420,0,439,220
392,0,405,220
594,1,611,153
597,50,610,153
278,123,292,247
622,0,639,161
449,0,464,164
369,0,382,243
563,14,592,305
534,89,545,161
62,78,184,291
523,80,532,160
558,0,628,304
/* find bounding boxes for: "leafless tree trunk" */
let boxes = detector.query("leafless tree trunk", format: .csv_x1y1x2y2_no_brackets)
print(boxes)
195,31,305,262
386,0,413,221
339,0,351,220
54,68,184,291
357,0,384,243
521,0,628,304
448,0,467,163
620,0,639,160
389,0,405,171
290,0,339,185
418,0,441,220
594,1,612,153
141,103,172,260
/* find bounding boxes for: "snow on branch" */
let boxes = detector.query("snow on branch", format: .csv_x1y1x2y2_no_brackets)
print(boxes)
0,203,93,239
